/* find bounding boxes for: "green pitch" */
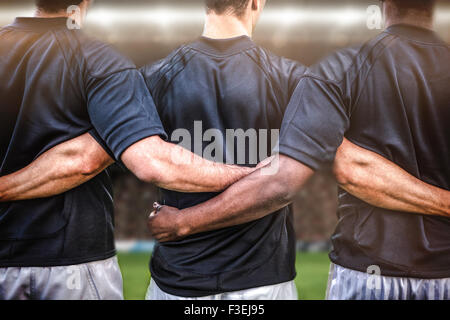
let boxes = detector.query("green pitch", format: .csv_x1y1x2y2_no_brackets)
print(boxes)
117,252,330,300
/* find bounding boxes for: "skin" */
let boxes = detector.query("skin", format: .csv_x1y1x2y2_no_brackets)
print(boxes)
334,139,449,218
35,0,92,24
120,136,255,193
0,0,447,228
0,133,113,201
148,149,450,242
0,1,255,201
202,0,266,38
147,0,450,242
381,0,436,30
0,134,256,201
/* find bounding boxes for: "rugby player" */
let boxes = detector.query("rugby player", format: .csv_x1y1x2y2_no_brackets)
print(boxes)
149,0,450,300
1,0,448,300
0,0,255,300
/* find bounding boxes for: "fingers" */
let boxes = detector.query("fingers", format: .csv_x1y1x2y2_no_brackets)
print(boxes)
153,201,164,212
147,203,182,242
147,215,169,240
149,202,164,218
147,216,177,242
147,226,176,242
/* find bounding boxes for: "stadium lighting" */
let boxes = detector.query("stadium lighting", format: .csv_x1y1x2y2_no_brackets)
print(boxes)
1,4,449,29
260,7,365,26
0,7,34,22
84,6,369,28
436,9,450,23
86,7,205,28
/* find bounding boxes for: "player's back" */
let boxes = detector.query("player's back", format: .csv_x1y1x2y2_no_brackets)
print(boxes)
141,36,306,297
305,24,450,279
0,17,140,268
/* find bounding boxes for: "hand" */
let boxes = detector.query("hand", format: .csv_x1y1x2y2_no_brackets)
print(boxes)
147,204,187,242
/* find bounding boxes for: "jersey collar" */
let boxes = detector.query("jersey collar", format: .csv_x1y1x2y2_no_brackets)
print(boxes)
10,17,69,31
190,35,256,56
385,24,444,45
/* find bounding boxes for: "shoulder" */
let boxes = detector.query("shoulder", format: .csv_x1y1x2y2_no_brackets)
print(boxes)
250,46,307,79
307,46,361,83
70,31,137,78
307,30,397,83
140,45,184,78
140,44,193,89
0,25,13,35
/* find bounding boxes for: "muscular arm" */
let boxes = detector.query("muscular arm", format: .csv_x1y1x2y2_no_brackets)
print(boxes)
121,136,254,193
0,133,252,202
334,139,450,217
147,155,314,241
0,133,114,202
148,140,450,242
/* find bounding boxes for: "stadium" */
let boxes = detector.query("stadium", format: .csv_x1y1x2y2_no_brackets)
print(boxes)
0,0,449,303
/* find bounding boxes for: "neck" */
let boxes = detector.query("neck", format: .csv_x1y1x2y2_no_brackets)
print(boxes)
385,14,434,30
203,12,252,39
34,9,68,19
34,8,84,27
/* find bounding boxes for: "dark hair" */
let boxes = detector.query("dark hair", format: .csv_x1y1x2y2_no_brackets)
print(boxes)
383,0,436,18
205,0,251,17
35,0,84,13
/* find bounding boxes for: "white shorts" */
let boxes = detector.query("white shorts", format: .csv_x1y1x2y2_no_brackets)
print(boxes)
0,256,123,300
326,263,450,300
146,279,298,300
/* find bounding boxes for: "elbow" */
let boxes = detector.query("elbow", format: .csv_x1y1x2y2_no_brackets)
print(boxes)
0,178,11,202
135,169,157,184
282,182,301,205
333,161,354,188
440,191,450,217
79,162,99,177
333,151,363,189
54,149,106,178
278,188,296,206
334,139,363,189
265,155,314,206
268,171,298,207
79,149,114,177
122,137,170,185
78,156,107,177
132,159,164,185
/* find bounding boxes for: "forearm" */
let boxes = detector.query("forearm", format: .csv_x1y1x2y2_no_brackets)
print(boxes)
0,157,96,201
334,139,450,217
178,155,314,236
156,143,255,192
0,134,113,202
122,136,254,193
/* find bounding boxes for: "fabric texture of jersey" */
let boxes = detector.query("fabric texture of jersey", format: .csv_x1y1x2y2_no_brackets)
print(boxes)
141,36,306,297
0,18,166,267
279,24,450,278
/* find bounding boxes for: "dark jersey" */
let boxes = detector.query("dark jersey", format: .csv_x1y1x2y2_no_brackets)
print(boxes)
279,24,450,278
141,36,306,296
0,18,166,267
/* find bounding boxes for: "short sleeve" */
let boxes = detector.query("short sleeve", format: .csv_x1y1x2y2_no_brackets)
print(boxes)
86,69,167,161
278,76,350,170
87,128,115,159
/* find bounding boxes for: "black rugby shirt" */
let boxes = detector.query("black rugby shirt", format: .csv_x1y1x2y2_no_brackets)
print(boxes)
279,24,450,278
0,18,166,267
141,36,306,297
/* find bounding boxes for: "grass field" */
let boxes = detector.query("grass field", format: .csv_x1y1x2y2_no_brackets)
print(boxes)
117,252,330,300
